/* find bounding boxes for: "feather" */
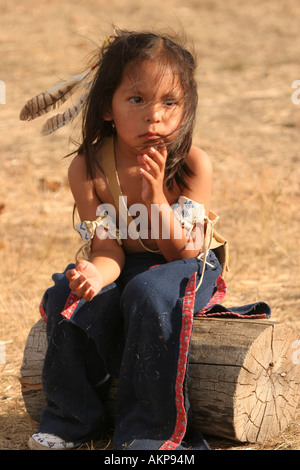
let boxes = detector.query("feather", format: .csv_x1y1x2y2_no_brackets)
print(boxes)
19,71,91,122
41,92,89,135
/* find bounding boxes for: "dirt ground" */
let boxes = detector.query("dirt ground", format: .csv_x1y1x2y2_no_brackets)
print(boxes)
0,0,299,451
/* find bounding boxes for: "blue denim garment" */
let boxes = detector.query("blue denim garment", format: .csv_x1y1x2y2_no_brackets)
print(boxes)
37,251,270,449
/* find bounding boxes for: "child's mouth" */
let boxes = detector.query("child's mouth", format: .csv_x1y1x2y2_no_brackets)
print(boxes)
140,133,162,140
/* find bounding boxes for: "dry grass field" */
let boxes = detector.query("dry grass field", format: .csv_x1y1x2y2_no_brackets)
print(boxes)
0,0,299,451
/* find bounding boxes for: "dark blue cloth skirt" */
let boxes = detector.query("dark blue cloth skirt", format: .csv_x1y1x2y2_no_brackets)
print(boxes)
37,251,270,450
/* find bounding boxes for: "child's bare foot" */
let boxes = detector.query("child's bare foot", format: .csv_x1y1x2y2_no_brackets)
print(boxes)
66,259,103,301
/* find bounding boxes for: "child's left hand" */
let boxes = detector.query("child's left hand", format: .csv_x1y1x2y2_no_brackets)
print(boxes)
137,146,167,205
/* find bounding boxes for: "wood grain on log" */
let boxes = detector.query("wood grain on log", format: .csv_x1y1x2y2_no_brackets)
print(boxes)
20,317,300,443
188,318,300,443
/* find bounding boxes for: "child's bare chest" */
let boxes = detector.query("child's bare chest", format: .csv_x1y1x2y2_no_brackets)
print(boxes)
93,161,181,252
118,165,144,206
94,163,180,210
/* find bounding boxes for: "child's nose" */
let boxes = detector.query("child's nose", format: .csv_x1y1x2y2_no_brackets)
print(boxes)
144,103,162,123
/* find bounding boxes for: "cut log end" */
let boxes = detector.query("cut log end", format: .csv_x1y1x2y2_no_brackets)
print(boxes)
20,317,300,443
234,323,300,442
188,318,300,443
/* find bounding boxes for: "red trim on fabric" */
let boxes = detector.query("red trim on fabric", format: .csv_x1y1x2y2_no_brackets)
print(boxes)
196,311,268,319
61,291,81,320
159,271,196,451
39,291,81,322
39,298,47,322
195,275,227,316
195,276,268,319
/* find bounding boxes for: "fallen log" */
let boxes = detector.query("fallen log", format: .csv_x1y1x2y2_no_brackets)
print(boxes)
20,317,300,443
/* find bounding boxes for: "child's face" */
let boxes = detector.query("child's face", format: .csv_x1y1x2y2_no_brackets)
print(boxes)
105,60,184,154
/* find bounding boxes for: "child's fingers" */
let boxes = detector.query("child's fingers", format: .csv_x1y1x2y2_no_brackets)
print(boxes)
74,281,96,301
66,268,87,291
139,166,155,182
142,155,159,177
75,260,90,274
82,286,96,301
137,154,151,171
70,277,92,298
150,144,167,159
139,152,163,178
76,283,90,299
67,262,102,300
138,147,166,175
148,147,166,171
66,268,81,282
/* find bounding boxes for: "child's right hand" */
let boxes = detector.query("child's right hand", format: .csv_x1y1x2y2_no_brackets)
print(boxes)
138,146,168,205
66,259,103,301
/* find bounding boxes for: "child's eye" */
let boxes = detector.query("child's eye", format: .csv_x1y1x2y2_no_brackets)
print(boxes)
129,96,143,104
165,99,178,107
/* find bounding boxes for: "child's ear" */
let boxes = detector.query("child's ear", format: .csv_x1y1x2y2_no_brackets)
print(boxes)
103,113,113,121
103,106,113,121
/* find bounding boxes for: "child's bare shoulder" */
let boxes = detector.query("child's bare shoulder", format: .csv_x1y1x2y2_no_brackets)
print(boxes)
68,153,88,184
185,145,213,177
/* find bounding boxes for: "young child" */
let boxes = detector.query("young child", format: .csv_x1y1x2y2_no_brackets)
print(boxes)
20,29,270,451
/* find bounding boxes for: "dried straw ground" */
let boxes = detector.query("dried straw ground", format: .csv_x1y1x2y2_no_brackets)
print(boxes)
0,0,299,451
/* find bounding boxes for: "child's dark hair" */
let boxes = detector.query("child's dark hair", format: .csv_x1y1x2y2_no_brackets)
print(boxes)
78,29,198,190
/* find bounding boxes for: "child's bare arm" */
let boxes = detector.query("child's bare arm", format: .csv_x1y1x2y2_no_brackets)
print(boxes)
138,145,213,261
66,153,125,300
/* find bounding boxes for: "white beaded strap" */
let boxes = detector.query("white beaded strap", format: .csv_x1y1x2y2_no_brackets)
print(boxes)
172,196,216,291
172,196,206,236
